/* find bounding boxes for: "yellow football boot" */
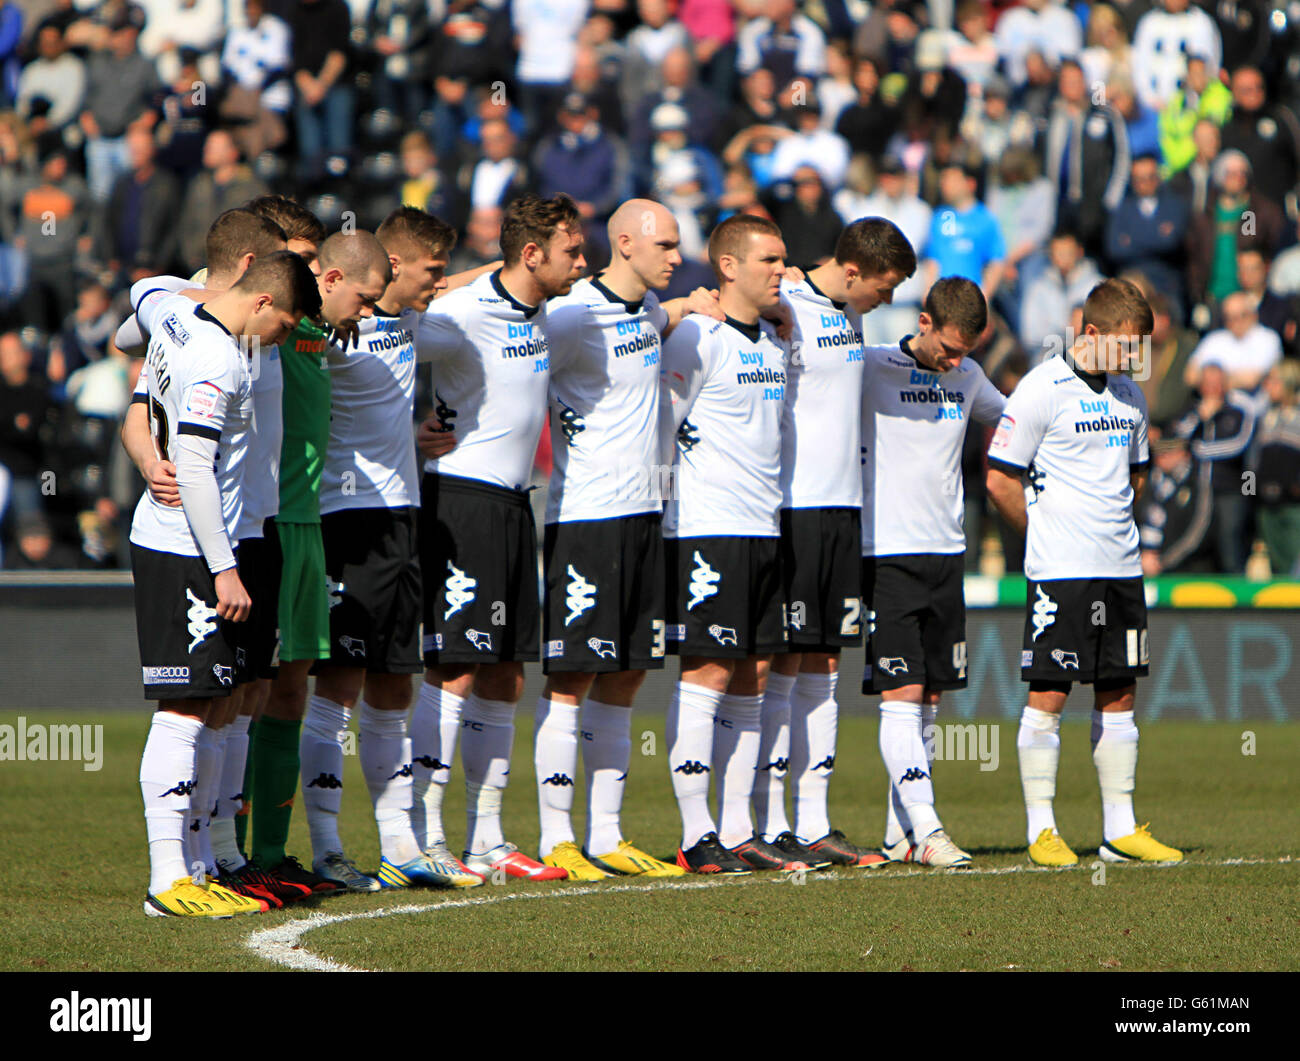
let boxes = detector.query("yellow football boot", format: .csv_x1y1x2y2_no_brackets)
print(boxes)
587,840,688,877
1028,828,1079,867
1099,823,1183,863
542,841,609,881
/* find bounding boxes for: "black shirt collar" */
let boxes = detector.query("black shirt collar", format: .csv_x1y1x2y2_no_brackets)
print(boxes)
490,269,540,318
899,334,920,364
723,315,762,344
805,274,846,312
1064,351,1107,394
194,305,232,337
591,273,643,315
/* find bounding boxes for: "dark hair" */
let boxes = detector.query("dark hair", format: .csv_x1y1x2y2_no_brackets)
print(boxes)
499,194,582,266
1082,277,1154,336
244,195,327,246
205,209,287,277
707,213,783,278
234,249,322,319
377,206,457,259
834,217,916,279
924,275,988,340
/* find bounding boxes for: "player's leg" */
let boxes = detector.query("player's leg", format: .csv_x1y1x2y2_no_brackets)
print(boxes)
411,663,475,854
754,651,797,843
1019,682,1074,865
536,670,601,876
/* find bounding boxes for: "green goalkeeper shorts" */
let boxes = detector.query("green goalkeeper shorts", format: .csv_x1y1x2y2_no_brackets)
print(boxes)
276,521,331,662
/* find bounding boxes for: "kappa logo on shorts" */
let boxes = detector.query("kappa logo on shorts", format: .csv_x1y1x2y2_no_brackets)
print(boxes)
708,624,738,646
338,636,366,658
565,565,596,626
1031,585,1058,641
1051,648,1080,670
444,561,477,620
686,551,720,611
465,628,494,652
211,664,234,687
878,657,909,676
326,579,345,609
544,639,564,658
587,637,617,658
185,589,218,653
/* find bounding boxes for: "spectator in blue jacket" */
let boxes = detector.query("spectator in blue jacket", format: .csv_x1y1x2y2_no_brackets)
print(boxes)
1105,153,1191,322
923,158,1006,303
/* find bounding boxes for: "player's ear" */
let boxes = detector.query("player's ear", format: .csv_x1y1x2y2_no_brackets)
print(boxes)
388,254,401,279
917,310,932,334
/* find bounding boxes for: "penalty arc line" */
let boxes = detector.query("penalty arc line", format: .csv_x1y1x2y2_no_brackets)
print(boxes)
245,855,1296,972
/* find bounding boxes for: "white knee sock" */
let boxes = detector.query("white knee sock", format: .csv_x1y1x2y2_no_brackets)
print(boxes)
1092,709,1138,841
581,700,631,856
667,681,723,849
409,682,462,849
211,714,250,871
359,702,421,864
752,672,794,841
879,700,940,839
713,692,762,848
790,671,839,842
301,694,350,859
460,695,516,856
188,725,224,876
140,711,203,895
534,697,579,857
1018,705,1061,844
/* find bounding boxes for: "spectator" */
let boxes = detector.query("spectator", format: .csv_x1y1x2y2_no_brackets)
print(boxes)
1011,48,1059,128
1252,361,1300,576
364,0,435,123
1157,54,1231,176
1187,150,1286,311
898,29,967,144
398,131,457,222
176,129,268,275
220,0,292,159
1171,361,1257,573
1079,2,1132,87
620,0,689,116
769,87,851,191
945,0,999,93
3,511,83,569
58,280,118,374
448,206,502,274
736,0,827,85
1131,0,1221,112
0,330,52,552
1020,229,1102,356
567,44,625,137
645,101,722,201
1236,248,1299,358
923,158,1005,302
765,163,841,265
78,5,159,202
993,0,1081,90
834,55,896,162
1104,153,1190,320
1108,74,1161,163
98,125,180,283
152,49,217,182
429,0,514,158
15,25,84,131
1138,431,1216,575
534,91,631,220
0,1,19,108
679,0,736,100
136,0,223,85
287,0,354,181
964,73,1028,164
846,153,931,344
1219,66,1300,214
512,0,590,134
1269,217,1300,298
1184,291,1281,393
463,117,529,213
717,160,761,221
1043,58,1130,259
987,145,1056,325
816,38,855,131
629,46,720,163
1140,292,1200,425
1167,116,1219,215
717,65,781,151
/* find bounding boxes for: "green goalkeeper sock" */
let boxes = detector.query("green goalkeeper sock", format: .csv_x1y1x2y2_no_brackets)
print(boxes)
234,719,255,857
251,716,302,868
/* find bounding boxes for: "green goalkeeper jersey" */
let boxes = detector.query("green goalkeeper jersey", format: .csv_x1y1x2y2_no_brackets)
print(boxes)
277,318,332,524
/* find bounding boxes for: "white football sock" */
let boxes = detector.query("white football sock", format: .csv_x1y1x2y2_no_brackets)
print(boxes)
410,682,462,849
713,692,762,848
885,701,937,846
359,702,421,865
461,695,515,856
534,697,580,857
752,671,794,841
667,681,723,849
581,700,631,856
301,694,350,859
879,700,940,839
790,671,838,841
140,711,203,895
211,714,249,871
1018,705,1062,844
188,725,223,876
1092,709,1138,841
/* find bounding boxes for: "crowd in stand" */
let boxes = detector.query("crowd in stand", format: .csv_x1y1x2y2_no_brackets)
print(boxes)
0,0,1298,574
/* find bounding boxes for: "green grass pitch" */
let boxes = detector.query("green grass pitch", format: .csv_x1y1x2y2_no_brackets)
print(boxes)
1,710,1296,972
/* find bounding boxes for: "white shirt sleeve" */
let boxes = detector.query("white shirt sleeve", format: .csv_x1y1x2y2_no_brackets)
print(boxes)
1129,385,1150,468
971,367,1008,425
659,316,712,466
415,304,469,364
987,373,1048,470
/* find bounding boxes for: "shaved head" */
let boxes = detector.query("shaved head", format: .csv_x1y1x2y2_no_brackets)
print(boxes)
318,230,393,287
608,198,676,245
607,199,683,291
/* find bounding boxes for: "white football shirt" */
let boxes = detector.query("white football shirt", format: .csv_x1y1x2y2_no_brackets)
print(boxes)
320,308,419,514
544,276,670,524
128,292,253,560
417,270,551,493
988,355,1149,580
780,276,866,510
861,339,1006,556
662,315,788,538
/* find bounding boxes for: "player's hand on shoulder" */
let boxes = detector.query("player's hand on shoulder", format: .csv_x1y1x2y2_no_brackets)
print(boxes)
416,415,456,458
146,458,181,507
783,265,805,285
685,286,724,321
214,568,251,622
763,298,795,342
329,321,360,350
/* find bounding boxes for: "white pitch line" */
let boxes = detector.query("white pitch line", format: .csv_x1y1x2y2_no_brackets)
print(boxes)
245,855,1296,972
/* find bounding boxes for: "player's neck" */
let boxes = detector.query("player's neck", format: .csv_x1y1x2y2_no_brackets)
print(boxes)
806,262,847,304
495,264,543,311
376,290,404,316
717,287,760,325
198,290,247,337
596,262,648,305
1067,338,1105,376
204,271,236,293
